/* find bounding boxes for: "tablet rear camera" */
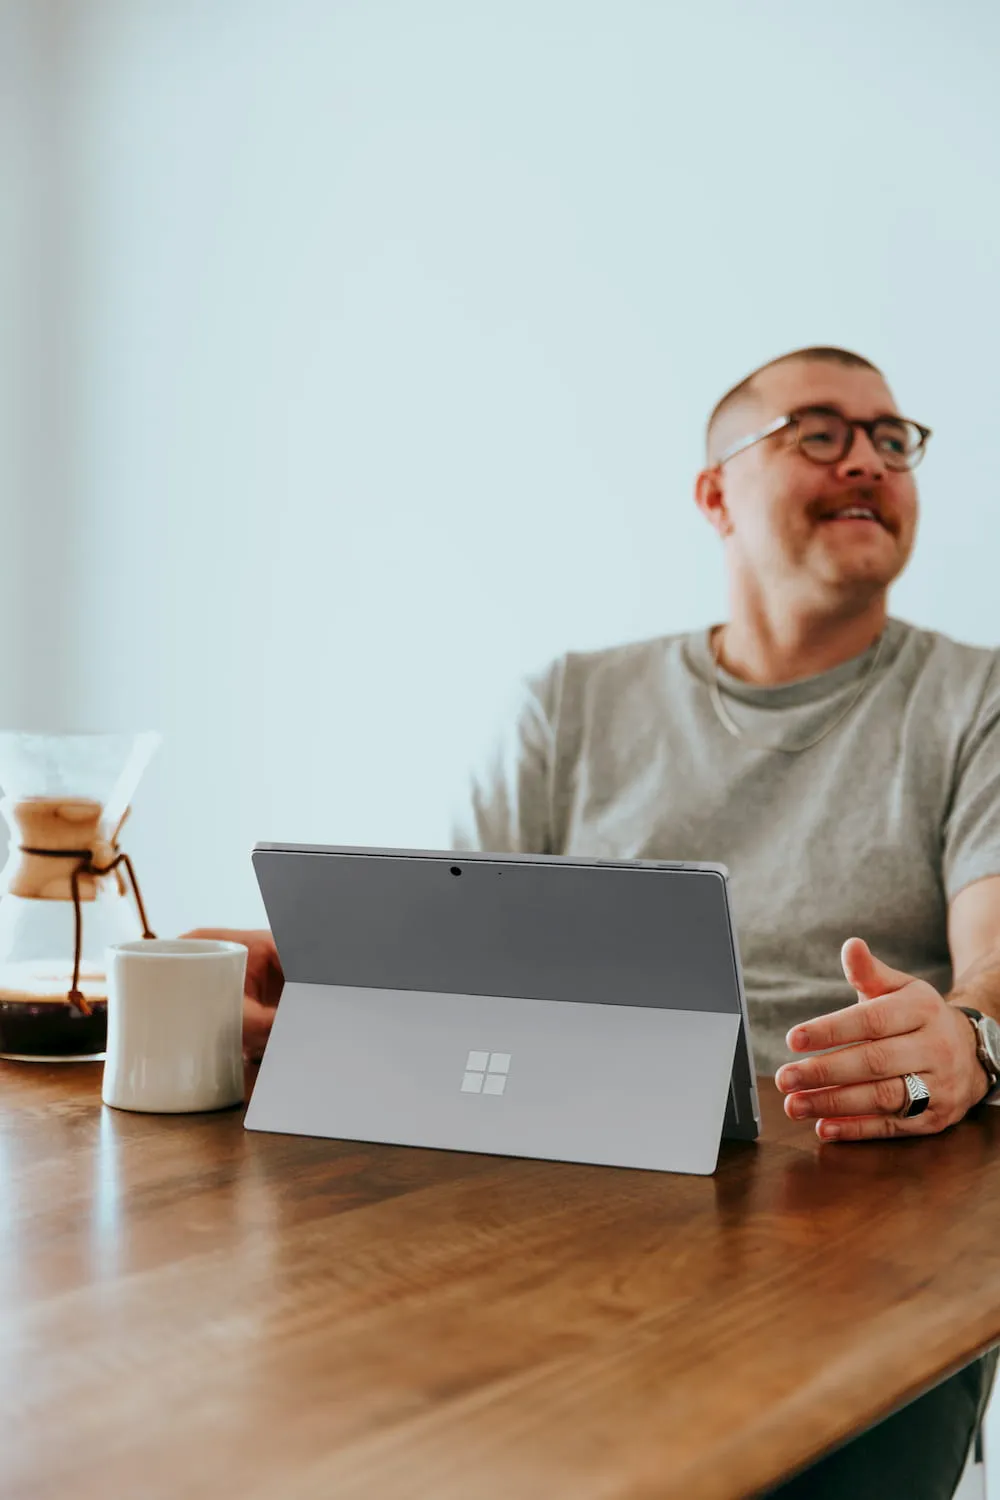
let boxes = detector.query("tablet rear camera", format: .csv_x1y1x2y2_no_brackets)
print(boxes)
450,865,462,876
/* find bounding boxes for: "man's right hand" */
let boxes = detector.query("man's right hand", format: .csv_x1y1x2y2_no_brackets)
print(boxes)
181,927,283,1060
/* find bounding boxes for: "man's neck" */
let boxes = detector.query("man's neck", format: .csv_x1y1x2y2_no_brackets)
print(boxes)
713,602,888,686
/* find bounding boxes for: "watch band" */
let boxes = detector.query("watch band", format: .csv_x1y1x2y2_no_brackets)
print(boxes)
955,1006,1000,1096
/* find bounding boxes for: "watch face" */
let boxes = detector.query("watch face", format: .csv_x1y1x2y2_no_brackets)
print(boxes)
981,1017,1000,1074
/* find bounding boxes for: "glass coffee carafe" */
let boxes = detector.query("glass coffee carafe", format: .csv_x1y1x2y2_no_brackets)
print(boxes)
0,732,161,1061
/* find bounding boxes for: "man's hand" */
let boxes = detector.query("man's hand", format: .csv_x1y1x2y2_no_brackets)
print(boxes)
774,937,989,1141
181,928,283,1061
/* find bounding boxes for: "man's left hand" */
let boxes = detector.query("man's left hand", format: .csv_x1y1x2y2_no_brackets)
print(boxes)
774,937,990,1141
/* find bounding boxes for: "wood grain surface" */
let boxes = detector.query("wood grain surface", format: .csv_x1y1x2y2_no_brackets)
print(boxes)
2,1061,1000,1500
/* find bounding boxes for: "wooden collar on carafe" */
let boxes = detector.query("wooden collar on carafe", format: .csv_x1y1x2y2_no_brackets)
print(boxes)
13,801,156,1014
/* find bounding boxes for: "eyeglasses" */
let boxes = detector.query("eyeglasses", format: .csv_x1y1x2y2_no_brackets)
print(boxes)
716,405,932,472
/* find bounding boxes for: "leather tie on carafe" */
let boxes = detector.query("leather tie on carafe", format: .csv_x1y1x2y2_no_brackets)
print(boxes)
15,843,156,1014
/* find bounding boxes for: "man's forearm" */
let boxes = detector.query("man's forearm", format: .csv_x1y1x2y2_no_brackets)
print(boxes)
946,949,1000,1025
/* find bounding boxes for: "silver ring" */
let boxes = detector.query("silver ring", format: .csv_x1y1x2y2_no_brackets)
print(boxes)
898,1072,931,1118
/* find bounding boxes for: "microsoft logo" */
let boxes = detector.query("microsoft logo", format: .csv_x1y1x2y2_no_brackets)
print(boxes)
461,1050,511,1095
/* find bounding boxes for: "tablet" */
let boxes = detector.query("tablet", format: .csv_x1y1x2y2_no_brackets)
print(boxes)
244,845,760,1175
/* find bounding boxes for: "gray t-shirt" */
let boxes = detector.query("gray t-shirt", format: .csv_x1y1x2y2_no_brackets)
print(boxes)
450,617,1000,1074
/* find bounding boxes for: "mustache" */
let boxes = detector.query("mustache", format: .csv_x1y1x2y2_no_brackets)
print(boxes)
811,486,880,513
809,487,903,535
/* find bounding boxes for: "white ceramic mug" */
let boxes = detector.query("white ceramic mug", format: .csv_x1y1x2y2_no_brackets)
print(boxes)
102,938,248,1113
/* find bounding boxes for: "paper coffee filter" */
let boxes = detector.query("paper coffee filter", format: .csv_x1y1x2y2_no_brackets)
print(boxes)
0,733,161,830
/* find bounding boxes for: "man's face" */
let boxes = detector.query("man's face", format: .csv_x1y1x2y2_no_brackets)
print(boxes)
702,362,920,603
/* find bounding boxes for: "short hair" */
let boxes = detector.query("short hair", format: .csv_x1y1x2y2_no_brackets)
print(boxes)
705,346,884,462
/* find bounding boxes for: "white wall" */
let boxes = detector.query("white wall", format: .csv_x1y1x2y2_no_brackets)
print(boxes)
0,1,82,729
5,0,1000,942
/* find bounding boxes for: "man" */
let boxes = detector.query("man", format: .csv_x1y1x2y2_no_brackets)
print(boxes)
192,346,1000,1497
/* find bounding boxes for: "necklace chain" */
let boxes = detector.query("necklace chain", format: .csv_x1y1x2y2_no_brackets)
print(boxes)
707,628,887,753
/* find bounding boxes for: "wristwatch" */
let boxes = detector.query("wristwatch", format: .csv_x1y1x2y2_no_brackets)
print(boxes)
955,1006,1000,1103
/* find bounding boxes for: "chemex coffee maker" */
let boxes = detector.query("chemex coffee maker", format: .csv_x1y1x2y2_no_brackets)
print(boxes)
0,732,161,1061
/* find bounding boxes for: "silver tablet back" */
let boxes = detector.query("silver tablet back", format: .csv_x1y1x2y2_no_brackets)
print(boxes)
244,847,760,1175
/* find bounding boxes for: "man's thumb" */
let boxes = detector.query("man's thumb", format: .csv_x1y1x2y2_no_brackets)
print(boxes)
841,937,914,1001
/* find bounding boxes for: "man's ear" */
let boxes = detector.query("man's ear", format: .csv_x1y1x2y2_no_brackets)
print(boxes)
695,465,733,538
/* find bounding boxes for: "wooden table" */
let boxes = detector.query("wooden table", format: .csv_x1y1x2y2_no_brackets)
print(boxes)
3,1063,1000,1500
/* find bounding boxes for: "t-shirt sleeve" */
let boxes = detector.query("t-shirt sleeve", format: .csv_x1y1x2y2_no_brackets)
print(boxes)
449,661,561,855
943,654,1000,901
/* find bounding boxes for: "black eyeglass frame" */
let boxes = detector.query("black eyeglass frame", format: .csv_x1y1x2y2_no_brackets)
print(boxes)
715,405,933,471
